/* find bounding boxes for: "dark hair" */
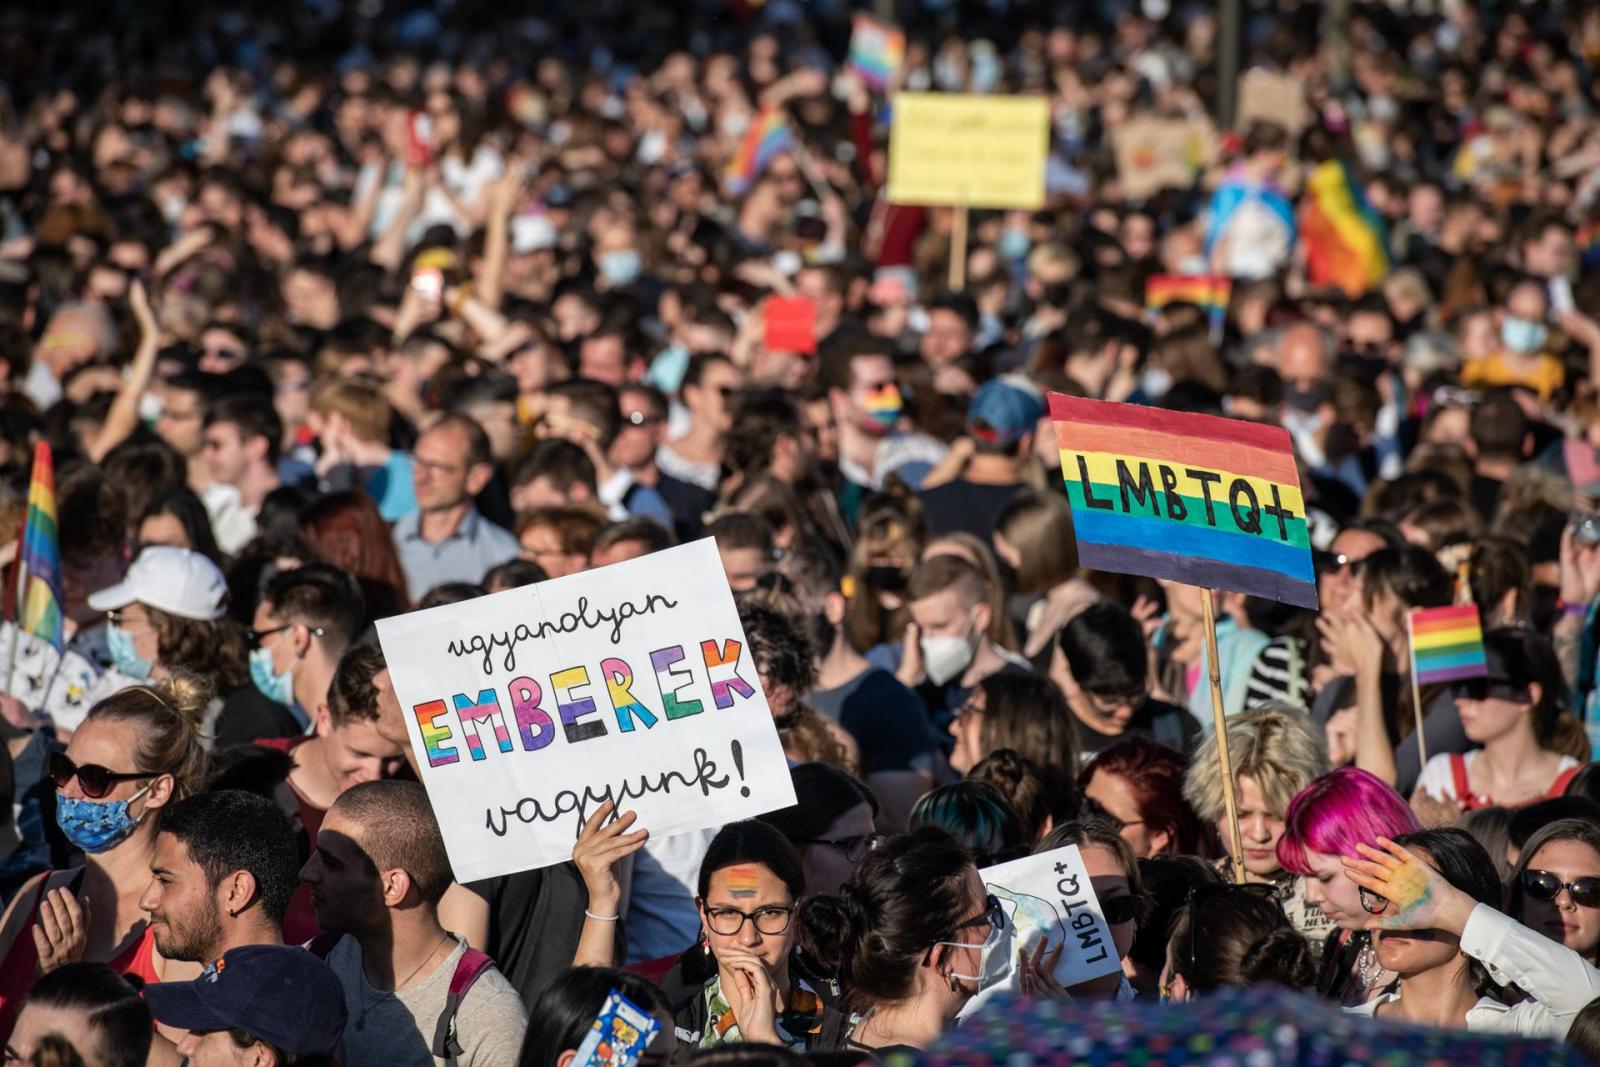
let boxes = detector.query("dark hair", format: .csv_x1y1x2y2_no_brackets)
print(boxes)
1359,545,1454,612
1481,627,1574,750
331,781,453,905
973,672,1081,778
1129,855,1222,977
326,643,386,728
204,744,294,797
1471,389,1528,461
1565,996,1600,1065
696,820,806,902
1459,806,1515,884
798,825,976,1009
1059,603,1146,692
1037,817,1154,926
967,750,1061,841
1394,828,1503,992
1080,739,1217,857
757,763,878,849
1167,887,1314,994
427,412,493,469
137,487,222,567
516,966,672,1067
592,517,675,558
299,490,412,620
157,791,299,926
909,781,1029,868
511,437,597,496
736,599,816,698
22,963,152,1067
710,511,775,556
205,393,285,466
1510,818,1600,921
416,582,485,609
484,558,549,592
262,562,366,657
547,378,622,447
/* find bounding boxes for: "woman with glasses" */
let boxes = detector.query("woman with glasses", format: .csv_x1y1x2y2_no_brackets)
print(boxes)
757,762,882,896
1413,629,1583,814
0,677,208,1039
1344,829,1600,1034
1509,819,1600,968
1080,737,1216,860
1162,883,1316,1001
801,825,1006,1053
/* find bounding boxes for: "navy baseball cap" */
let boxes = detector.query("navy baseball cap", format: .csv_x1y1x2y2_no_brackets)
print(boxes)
967,378,1046,446
144,945,347,1056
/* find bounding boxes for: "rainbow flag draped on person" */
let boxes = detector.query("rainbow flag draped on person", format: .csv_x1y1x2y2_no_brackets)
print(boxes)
1300,159,1389,297
725,107,794,194
1408,604,1488,686
14,442,62,650
1051,395,1317,609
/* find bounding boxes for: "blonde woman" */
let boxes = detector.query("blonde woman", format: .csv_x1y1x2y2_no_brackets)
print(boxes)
1183,704,1333,951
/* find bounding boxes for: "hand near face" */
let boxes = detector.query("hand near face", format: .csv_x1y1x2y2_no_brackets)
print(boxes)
1342,838,1475,936
718,948,780,1044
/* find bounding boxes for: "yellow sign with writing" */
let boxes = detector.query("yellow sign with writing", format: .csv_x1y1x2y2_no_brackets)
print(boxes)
886,93,1050,210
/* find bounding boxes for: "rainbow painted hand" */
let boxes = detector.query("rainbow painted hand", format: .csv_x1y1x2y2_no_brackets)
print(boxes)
1341,837,1473,935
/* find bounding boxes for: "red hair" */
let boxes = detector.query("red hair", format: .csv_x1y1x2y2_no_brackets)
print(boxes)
1080,737,1219,858
299,490,411,620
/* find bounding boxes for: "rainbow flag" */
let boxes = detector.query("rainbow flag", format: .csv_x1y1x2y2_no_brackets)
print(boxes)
1051,395,1316,609
1146,274,1231,333
15,442,62,650
725,107,794,195
849,14,905,90
1299,159,1389,297
1408,604,1487,686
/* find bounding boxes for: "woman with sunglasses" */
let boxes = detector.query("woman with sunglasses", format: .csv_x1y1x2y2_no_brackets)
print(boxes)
1413,630,1583,814
800,825,1008,1054
1162,883,1316,1001
1276,767,1422,1004
1509,818,1600,968
1344,829,1600,1034
0,677,208,1039
1023,818,1151,1002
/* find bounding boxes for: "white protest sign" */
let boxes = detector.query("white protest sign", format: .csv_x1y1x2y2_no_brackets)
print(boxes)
979,844,1122,993
374,538,796,882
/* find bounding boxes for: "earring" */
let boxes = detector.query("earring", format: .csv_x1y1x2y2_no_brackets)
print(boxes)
946,972,960,993
703,940,712,961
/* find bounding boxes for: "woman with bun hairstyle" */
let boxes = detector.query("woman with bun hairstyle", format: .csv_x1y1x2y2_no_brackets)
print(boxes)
800,825,1010,1054
1163,886,1316,1000
0,676,210,1038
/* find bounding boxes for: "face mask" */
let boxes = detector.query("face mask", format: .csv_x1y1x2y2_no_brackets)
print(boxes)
57,786,151,854
1139,367,1173,400
922,611,979,686
1282,408,1327,440
1283,383,1331,413
935,906,1014,988
250,646,295,706
106,624,153,681
866,565,910,593
599,249,642,287
646,343,691,393
998,228,1031,260
1501,316,1548,355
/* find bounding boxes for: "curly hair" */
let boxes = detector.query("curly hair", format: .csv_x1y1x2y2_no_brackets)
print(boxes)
735,598,816,697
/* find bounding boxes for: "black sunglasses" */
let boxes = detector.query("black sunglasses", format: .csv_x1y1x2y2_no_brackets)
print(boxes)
1450,678,1530,703
1521,869,1600,908
1102,891,1145,927
47,750,155,800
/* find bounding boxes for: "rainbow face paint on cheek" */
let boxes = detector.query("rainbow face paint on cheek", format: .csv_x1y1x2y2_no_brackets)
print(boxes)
727,865,761,899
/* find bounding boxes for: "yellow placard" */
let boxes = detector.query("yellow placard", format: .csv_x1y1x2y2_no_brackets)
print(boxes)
886,93,1050,209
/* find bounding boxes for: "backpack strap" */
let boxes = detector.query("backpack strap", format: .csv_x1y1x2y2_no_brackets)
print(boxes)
1549,764,1583,799
430,947,496,1064
1448,753,1475,809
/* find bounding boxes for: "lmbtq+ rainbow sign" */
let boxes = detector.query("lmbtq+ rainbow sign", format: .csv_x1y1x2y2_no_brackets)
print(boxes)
1050,395,1317,610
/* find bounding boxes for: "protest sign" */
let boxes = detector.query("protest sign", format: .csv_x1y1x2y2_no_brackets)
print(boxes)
1235,68,1312,137
1112,116,1210,200
374,538,796,882
764,295,818,354
886,93,1050,211
1049,394,1317,610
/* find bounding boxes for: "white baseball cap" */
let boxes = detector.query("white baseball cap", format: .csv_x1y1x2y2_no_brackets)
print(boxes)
88,546,228,622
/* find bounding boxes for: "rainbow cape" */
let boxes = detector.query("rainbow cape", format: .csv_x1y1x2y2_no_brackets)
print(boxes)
848,14,905,90
1300,159,1389,297
1408,604,1487,686
14,442,62,650
725,106,794,194
1051,395,1316,608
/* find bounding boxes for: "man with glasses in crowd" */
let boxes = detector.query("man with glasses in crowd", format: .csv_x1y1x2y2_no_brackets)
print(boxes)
395,414,519,601
1054,603,1199,761
248,565,365,730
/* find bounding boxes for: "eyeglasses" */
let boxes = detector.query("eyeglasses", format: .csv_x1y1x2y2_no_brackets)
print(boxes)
807,833,885,863
1521,869,1600,908
943,893,1006,943
47,750,156,800
1314,550,1353,573
1101,892,1144,927
624,410,663,427
1083,688,1145,715
1450,678,1531,703
1359,885,1390,915
704,904,795,936
249,623,323,648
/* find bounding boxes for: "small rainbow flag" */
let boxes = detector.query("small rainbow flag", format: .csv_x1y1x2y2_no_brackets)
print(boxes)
849,14,905,90
1147,274,1231,335
1408,604,1488,686
725,106,794,195
1052,396,1316,608
1299,159,1389,297
15,442,62,651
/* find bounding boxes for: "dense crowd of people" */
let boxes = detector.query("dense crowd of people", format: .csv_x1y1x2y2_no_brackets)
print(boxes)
14,0,1600,1064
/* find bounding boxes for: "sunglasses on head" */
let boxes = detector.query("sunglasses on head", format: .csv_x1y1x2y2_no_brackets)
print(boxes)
1521,869,1600,908
47,750,155,800
1449,678,1530,702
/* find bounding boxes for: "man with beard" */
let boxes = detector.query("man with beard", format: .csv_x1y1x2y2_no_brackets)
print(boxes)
139,790,299,965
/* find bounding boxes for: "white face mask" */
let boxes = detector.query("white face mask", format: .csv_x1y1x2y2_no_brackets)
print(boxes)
922,610,979,686
935,898,1013,989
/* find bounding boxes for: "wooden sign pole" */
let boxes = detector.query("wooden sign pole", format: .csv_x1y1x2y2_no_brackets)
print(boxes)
1201,588,1247,885
948,204,969,291
1406,612,1428,767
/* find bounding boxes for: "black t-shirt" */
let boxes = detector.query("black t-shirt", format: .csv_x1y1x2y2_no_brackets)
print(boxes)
806,668,940,775
1071,697,1199,761
465,861,596,1005
655,473,717,543
916,479,1028,540
213,687,303,748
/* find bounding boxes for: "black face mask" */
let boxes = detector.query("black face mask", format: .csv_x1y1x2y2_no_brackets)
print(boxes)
1040,282,1073,307
1283,383,1332,413
1338,353,1387,382
867,565,910,593
1530,583,1561,632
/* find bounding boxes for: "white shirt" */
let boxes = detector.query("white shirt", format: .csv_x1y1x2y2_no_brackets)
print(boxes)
1414,751,1581,805
1343,903,1600,1037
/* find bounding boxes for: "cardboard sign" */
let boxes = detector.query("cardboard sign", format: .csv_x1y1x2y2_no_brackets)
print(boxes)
1113,117,1212,200
977,845,1123,998
886,93,1050,210
763,296,818,355
1235,69,1311,137
375,539,796,882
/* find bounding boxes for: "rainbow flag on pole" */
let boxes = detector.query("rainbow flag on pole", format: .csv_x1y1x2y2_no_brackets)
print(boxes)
1300,159,1389,297
1146,274,1232,335
1408,604,1488,686
15,442,62,651
725,106,794,195
1051,395,1316,609
848,14,905,90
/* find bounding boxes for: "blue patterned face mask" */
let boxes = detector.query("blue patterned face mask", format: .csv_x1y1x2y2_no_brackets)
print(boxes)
56,786,151,853
249,646,294,707
106,624,153,681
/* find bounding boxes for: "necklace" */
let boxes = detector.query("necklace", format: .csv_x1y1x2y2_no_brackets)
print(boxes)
1356,938,1383,989
356,934,453,1031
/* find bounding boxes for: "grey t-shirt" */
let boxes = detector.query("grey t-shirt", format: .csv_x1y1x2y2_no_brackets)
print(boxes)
326,935,527,1067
